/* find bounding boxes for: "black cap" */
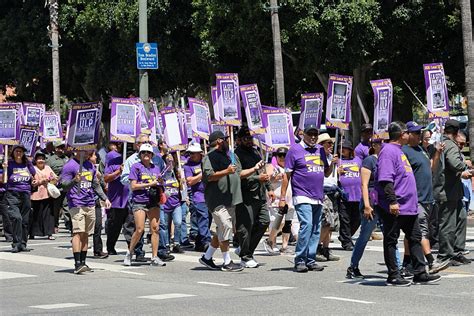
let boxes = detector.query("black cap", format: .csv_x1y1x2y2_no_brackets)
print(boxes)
444,119,460,131
361,123,373,132
304,125,318,133
275,147,288,155
237,126,251,139
342,140,353,150
209,131,228,144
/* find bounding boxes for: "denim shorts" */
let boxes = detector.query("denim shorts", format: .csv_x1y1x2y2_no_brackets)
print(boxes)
132,202,158,212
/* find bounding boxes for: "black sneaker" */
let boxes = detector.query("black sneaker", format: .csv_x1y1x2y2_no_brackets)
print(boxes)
74,265,87,274
135,255,148,262
107,249,118,256
172,244,184,254
199,255,220,270
221,260,244,272
386,277,411,287
452,253,471,265
294,262,309,273
400,267,414,280
341,244,354,251
430,258,450,273
180,242,195,250
158,253,175,262
412,273,441,284
307,262,324,271
346,266,364,279
83,264,94,272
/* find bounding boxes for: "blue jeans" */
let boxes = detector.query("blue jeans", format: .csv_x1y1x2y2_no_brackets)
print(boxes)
158,205,182,254
180,203,190,245
294,203,322,265
190,201,211,247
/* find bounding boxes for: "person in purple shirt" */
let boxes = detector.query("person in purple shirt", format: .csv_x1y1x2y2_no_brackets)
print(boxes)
279,125,336,273
376,122,440,286
103,142,129,255
3,144,37,253
337,140,362,251
354,123,373,161
0,164,13,243
184,142,211,252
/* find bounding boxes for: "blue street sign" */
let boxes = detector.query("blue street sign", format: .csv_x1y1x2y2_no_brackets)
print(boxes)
136,42,158,69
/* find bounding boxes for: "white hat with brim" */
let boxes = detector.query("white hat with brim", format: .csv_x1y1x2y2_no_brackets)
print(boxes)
317,133,332,144
139,143,154,155
187,143,203,153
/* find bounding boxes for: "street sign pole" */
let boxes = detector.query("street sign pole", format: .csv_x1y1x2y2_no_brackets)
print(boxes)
139,0,149,115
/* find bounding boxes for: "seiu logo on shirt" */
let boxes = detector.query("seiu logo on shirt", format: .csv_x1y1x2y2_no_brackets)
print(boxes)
305,154,324,173
165,179,179,195
342,163,360,178
79,171,93,189
401,154,413,173
193,168,202,175
12,168,31,182
140,174,156,183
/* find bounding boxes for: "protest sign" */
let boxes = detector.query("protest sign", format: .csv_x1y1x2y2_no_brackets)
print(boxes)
160,107,188,152
138,99,151,134
0,103,21,145
298,93,324,130
424,63,450,119
22,102,45,127
326,74,353,130
66,102,102,151
19,125,39,157
240,84,265,135
149,111,158,146
110,97,140,143
189,98,211,140
260,106,295,152
216,73,241,126
370,79,393,140
211,122,227,135
41,111,63,143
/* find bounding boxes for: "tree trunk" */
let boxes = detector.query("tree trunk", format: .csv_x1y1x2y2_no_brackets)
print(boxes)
460,0,474,160
270,0,285,107
49,0,60,112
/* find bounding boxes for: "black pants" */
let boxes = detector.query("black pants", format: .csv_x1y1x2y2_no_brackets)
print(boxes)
379,209,426,278
30,198,55,237
93,201,104,254
0,191,13,241
236,199,270,261
437,199,467,260
429,202,440,247
4,191,31,249
106,207,128,252
338,201,361,246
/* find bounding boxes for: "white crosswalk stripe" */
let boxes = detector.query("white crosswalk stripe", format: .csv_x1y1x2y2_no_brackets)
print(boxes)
0,271,37,280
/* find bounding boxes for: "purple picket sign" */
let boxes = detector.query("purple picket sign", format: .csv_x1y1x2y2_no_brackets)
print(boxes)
189,98,211,140
240,84,265,135
0,103,21,145
370,79,393,140
299,93,324,130
19,125,39,157
66,101,102,151
216,73,241,126
424,63,450,119
325,74,353,130
261,106,295,152
137,99,151,135
149,111,158,146
160,107,188,152
21,102,45,127
211,122,227,135
41,111,63,143
110,97,140,143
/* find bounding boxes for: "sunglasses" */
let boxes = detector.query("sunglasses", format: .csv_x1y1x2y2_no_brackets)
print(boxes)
141,151,153,155
277,153,286,158
242,136,253,141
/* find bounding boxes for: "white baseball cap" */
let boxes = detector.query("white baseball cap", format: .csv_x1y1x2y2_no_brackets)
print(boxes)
139,143,154,155
187,143,203,153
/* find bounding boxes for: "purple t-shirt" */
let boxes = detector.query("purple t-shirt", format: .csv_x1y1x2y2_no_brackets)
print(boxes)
339,157,362,202
183,160,205,204
61,159,96,208
162,171,181,212
129,162,161,204
104,151,129,209
376,143,418,215
7,160,36,193
355,141,370,161
285,143,328,201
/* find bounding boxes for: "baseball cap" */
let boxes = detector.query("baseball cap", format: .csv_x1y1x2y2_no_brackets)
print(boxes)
361,123,373,132
139,143,154,155
275,147,288,155
304,125,318,133
406,121,423,133
342,140,353,150
187,142,203,153
209,131,228,144
444,119,460,131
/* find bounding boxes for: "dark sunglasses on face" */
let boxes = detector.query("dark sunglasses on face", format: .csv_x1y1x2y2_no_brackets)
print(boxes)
141,151,153,155
277,153,286,158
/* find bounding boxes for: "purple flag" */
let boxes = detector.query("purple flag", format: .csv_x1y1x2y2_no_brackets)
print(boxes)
160,107,188,152
325,74,353,130
66,102,102,151
189,98,211,140
0,103,21,145
41,111,63,143
110,97,140,143
138,99,151,134
149,111,158,146
240,84,265,135
424,63,450,119
370,79,393,140
19,125,39,157
21,102,45,127
216,73,241,126
299,93,324,130
260,106,295,152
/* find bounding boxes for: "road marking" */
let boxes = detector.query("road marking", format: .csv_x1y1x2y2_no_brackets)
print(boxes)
197,281,231,287
240,286,295,291
0,241,70,249
30,303,88,310
322,296,375,304
0,271,37,280
0,252,145,276
443,274,474,278
138,293,196,300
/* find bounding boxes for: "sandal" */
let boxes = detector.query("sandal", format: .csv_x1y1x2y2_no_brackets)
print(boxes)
48,236,56,240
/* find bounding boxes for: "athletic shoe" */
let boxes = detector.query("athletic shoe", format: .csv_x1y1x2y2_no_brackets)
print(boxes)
19,245,31,252
150,256,166,266
107,249,118,255
386,277,411,287
194,243,209,253
400,267,414,280
294,262,309,273
221,260,244,272
341,244,354,251
199,255,220,270
346,266,364,279
83,264,94,272
430,258,450,273
11,246,20,253
135,255,148,262
158,253,175,262
452,253,471,265
123,251,132,266
306,262,324,271
234,247,241,257
241,258,258,268
180,242,195,250
316,254,327,262
323,247,340,261
74,264,88,274
280,248,294,256
94,251,109,259
172,244,184,254
462,249,470,255
412,273,441,284
263,239,279,255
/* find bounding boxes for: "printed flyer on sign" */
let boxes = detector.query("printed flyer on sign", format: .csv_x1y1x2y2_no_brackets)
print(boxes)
216,73,241,126
424,63,449,119
240,84,265,135
298,93,323,130
0,103,21,145
66,102,102,151
370,79,393,140
22,102,45,127
160,107,188,152
260,106,295,152
110,97,140,143
19,125,39,157
326,74,352,130
41,111,63,142
189,98,211,140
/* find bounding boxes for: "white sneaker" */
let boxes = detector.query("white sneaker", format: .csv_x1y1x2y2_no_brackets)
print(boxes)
263,239,279,255
241,258,258,268
234,247,241,257
123,251,132,266
150,256,166,266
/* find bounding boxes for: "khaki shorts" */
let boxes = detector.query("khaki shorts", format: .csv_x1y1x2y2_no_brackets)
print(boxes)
70,206,96,235
211,205,235,242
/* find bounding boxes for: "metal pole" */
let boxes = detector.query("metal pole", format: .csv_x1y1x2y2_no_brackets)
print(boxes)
269,0,285,108
49,0,60,112
139,0,149,115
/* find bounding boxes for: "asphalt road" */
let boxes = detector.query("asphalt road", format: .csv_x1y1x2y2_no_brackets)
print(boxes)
1,223,474,315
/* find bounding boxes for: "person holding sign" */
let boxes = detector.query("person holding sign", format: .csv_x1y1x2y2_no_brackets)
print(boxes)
279,125,336,273
3,144,37,253
354,124,373,161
